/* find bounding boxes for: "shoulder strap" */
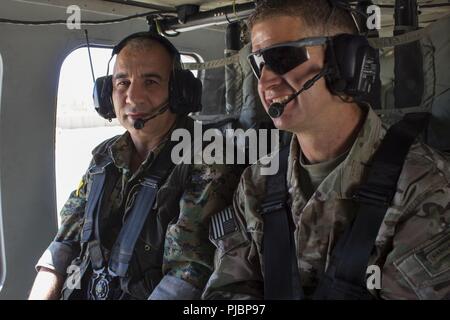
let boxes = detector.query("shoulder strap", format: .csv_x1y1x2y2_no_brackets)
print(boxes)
81,160,120,244
261,146,303,300
108,140,177,277
81,134,123,244
314,112,430,299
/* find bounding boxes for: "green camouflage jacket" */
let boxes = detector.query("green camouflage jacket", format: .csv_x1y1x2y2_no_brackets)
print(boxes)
203,107,450,300
36,116,243,299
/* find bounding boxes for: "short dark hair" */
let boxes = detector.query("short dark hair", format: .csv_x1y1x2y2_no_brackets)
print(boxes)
125,37,173,57
247,0,358,36
114,32,182,68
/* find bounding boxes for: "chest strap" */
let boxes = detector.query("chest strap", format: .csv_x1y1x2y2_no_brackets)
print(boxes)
262,112,429,300
81,160,120,244
314,112,430,299
261,146,303,300
110,141,176,277
81,140,176,279
108,174,165,277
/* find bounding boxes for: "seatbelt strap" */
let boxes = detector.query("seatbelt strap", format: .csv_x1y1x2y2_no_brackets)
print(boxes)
81,162,118,244
261,113,429,300
81,161,120,271
86,119,199,277
261,146,304,300
108,141,176,277
314,112,430,299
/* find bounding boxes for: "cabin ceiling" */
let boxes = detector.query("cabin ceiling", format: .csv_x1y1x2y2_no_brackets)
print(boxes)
103,0,450,36
104,0,450,24
103,0,252,11
3,0,450,35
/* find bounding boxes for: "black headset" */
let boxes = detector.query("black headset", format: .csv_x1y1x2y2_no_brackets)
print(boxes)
323,1,380,100
93,32,203,120
324,33,379,99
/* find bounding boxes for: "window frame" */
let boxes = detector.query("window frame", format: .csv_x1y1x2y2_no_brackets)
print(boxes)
0,52,6,292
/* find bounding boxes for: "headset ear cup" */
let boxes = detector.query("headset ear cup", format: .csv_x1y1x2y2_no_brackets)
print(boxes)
93,75,116,120
333,79,348,93
324,40,346,95
325,73,348,95
325,34,378,98
169,69,202,114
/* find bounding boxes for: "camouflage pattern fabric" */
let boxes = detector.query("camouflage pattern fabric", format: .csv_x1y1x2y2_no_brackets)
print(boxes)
203,106,450,300
47,116,243,298
162,162,243,290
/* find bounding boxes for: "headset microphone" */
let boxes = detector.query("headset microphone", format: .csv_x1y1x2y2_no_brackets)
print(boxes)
133,118,147,130
268,68,329,118
133,101,170,130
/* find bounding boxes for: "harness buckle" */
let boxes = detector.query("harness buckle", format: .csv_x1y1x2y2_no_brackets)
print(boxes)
261,200,286,214
142,177,159,189
88,267,118,300
353,185,393,206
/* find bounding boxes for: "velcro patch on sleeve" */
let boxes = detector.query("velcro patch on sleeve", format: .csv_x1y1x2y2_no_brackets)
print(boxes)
394,230,450,299
210,206,238,240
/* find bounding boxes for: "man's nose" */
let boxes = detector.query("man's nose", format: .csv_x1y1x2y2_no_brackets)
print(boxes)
126,81,146,106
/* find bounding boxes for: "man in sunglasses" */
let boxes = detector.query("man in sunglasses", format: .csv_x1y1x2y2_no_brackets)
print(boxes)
202,0,450,300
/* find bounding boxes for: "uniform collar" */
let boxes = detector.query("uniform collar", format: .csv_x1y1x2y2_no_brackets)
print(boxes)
287,105,386,201
107,116,191,173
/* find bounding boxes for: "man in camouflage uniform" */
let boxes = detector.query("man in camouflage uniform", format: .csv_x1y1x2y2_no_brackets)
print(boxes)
28,33,242,300
202,0,450,300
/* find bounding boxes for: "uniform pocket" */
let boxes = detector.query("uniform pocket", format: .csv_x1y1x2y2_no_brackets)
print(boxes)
394,230,450,299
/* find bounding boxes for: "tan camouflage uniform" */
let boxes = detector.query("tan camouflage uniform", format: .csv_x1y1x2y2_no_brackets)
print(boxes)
203,106,450,300
36,116,243,299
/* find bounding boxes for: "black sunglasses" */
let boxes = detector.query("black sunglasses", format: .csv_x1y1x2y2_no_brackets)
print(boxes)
248,37,328,79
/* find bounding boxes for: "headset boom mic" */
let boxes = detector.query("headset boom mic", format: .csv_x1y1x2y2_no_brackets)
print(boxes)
132,101,170,130
134,118,146,130
267,68,329,119
268,102,285,118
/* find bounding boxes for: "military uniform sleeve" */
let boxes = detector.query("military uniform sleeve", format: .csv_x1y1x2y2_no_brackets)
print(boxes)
150,163,243,300
35,167,90,276
201,175,264,300
381,183,450,300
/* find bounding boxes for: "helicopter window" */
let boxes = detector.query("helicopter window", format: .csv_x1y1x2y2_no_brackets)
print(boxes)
0,53,6,293
55,47,123,224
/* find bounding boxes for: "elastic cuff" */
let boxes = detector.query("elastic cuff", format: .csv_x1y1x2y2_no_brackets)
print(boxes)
35,241,76,276
148,275,202,300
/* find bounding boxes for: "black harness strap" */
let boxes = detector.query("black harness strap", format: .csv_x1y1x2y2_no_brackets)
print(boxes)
80,171,106,244
108,176,163,277
69,160,120,299
262,113,430,300
107,141,176,277
81,140,176,300
81,161,119,244
314,112,430,299
79,160,120,271
262,147,304,300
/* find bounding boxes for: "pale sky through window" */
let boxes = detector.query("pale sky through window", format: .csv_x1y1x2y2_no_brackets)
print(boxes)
58,47,115,115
